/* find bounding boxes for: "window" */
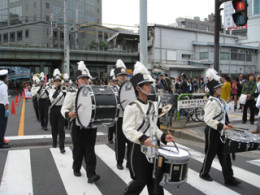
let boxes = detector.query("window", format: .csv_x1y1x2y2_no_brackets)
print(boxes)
46,15,49,22
246,54,252,62
231,53,237,60
17,31,22,41
33,1,37,8
220,52,229,60
3,33,8,43
200,52,208,60
237,53,245,61
10,6,22,25
10,32,15,42
60,32,64,39
25,30,29,38
0,34,2,43
53,31,58,38
25,3,29,10
46,2,49,9
25,16,29,23
182,54,191,59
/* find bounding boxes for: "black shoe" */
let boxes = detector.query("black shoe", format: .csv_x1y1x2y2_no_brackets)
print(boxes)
242,121,246,124
117,164,124,170
225,178,241,186
199,174,213,181
73,170,81,177
88,174,100,183
0,144,10,149
44,127,48,131
250,121,254,125
60,149,66,154
52,144,57,148
108,140,113,144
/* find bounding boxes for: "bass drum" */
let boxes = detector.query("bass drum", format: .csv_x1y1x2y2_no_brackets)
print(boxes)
76,85,118,128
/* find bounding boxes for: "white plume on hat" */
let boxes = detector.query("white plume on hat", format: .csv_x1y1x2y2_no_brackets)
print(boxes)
53,68,61,77
205,68,221,82
110,69,115,77
33,75,40,83
133,61,154,82
64,73,69,80
77,61,92,79
40,72,44,78
116,59,126,69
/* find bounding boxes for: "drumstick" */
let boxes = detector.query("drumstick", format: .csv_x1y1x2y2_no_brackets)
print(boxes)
167,131,179,152
150,144,175,153
233,127,249,131
77,103,82,110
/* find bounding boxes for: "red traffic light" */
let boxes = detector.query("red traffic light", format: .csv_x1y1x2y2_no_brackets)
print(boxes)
235,1,246,11
232,0,248,26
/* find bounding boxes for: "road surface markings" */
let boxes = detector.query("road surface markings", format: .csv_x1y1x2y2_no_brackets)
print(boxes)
50,147,102,195
18,98,26,136
5,132,105,141
177,143,260,188
247,159,260,167
0,150,33,195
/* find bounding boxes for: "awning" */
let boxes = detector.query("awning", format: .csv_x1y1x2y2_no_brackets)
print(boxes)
155,64,205,71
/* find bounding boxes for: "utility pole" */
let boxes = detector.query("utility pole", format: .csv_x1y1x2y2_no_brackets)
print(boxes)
140,0,149,69
214,0,221,72
63,0,70,75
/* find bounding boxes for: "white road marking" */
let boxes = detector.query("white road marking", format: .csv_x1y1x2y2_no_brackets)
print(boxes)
247,159,260,167
0,150,33,195
50,147,102,195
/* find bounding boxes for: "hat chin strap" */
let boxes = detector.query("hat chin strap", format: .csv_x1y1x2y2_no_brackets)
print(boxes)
137,85,152,96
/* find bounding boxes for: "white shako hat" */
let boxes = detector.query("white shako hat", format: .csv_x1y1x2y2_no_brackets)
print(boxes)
75,61,92,80
205,68,223,91
53,69,62,81
64,73,69,82
130,61,154,88
0,69,8,76
33,75,40,84
109,69,116,81
114,59,128,77
40,72,45,82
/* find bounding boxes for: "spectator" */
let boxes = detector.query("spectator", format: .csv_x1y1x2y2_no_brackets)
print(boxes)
221,74,231,102
175,77,181,93
180,73,188,93
170,77,176,93
164,74,173,93
193,77,198,92
157,74,166,90
197,78,205,93
230,77,238,111
187,78,194,93
242,73,257,124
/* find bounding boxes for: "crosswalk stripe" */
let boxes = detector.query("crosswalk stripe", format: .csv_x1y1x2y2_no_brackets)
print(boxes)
0,150,33,195
247,159,260,167
187,169,240,195
177,143,260,188
50,147,102,195
5,132,105,141
95,144,172,195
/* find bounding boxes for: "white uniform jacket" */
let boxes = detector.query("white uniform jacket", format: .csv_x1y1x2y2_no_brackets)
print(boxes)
123,100,166,145
31,85,40,97
49,87,65,107
204,96,229,131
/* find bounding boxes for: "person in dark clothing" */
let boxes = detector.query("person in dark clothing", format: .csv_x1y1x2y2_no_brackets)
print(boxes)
180,73,188,93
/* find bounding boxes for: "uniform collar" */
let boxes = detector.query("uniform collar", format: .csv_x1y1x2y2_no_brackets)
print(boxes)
137,98,147,104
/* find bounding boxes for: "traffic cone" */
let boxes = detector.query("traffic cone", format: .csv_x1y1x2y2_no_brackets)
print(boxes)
3,137,10,143
11,100,16,115
22,91,25,99
15,96,19,106
18,93,21,102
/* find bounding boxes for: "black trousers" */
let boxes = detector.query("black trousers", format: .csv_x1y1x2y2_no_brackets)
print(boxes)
71,122,97,178
115,117,129,165
50,105,65,150
108,123,115,141
242,99,255,123
0,105,8,147
200,126,234,181
125,143,164,195
38,98,49,127
32,97,39,121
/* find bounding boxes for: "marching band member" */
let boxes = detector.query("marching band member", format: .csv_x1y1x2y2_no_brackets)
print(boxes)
123,62,174,195
107,69,117,144
63,73,70,129
61,61,100,183
0,69,10,149
31,75,40,122
114,59,129,170
199,69,241,186
37,72,49,131
49,69,66,153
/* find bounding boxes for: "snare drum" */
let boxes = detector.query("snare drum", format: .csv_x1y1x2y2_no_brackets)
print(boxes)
76,85,118,128
154,146,190,186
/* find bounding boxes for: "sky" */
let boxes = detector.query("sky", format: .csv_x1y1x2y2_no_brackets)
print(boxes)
102,0,215,28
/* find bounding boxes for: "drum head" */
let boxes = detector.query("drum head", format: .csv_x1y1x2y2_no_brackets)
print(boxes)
76,85,93,128
119,81,137,110
158,147,190,158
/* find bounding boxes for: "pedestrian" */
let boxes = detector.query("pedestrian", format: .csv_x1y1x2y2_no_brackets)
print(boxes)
230,77,238,111
164,74,173,93
197,78,205,93
193,77,198,92
242,73,257,124
0,69,10,149
123,62,174,194
175,77,181,93
49,69,66,154
221,74,231,103
61,61,100,183
114,59,130,170
170,77,176,93
199,68,241,186
239,74,247,109
187,78,194,93
157,74,166,90
180,73,188,93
